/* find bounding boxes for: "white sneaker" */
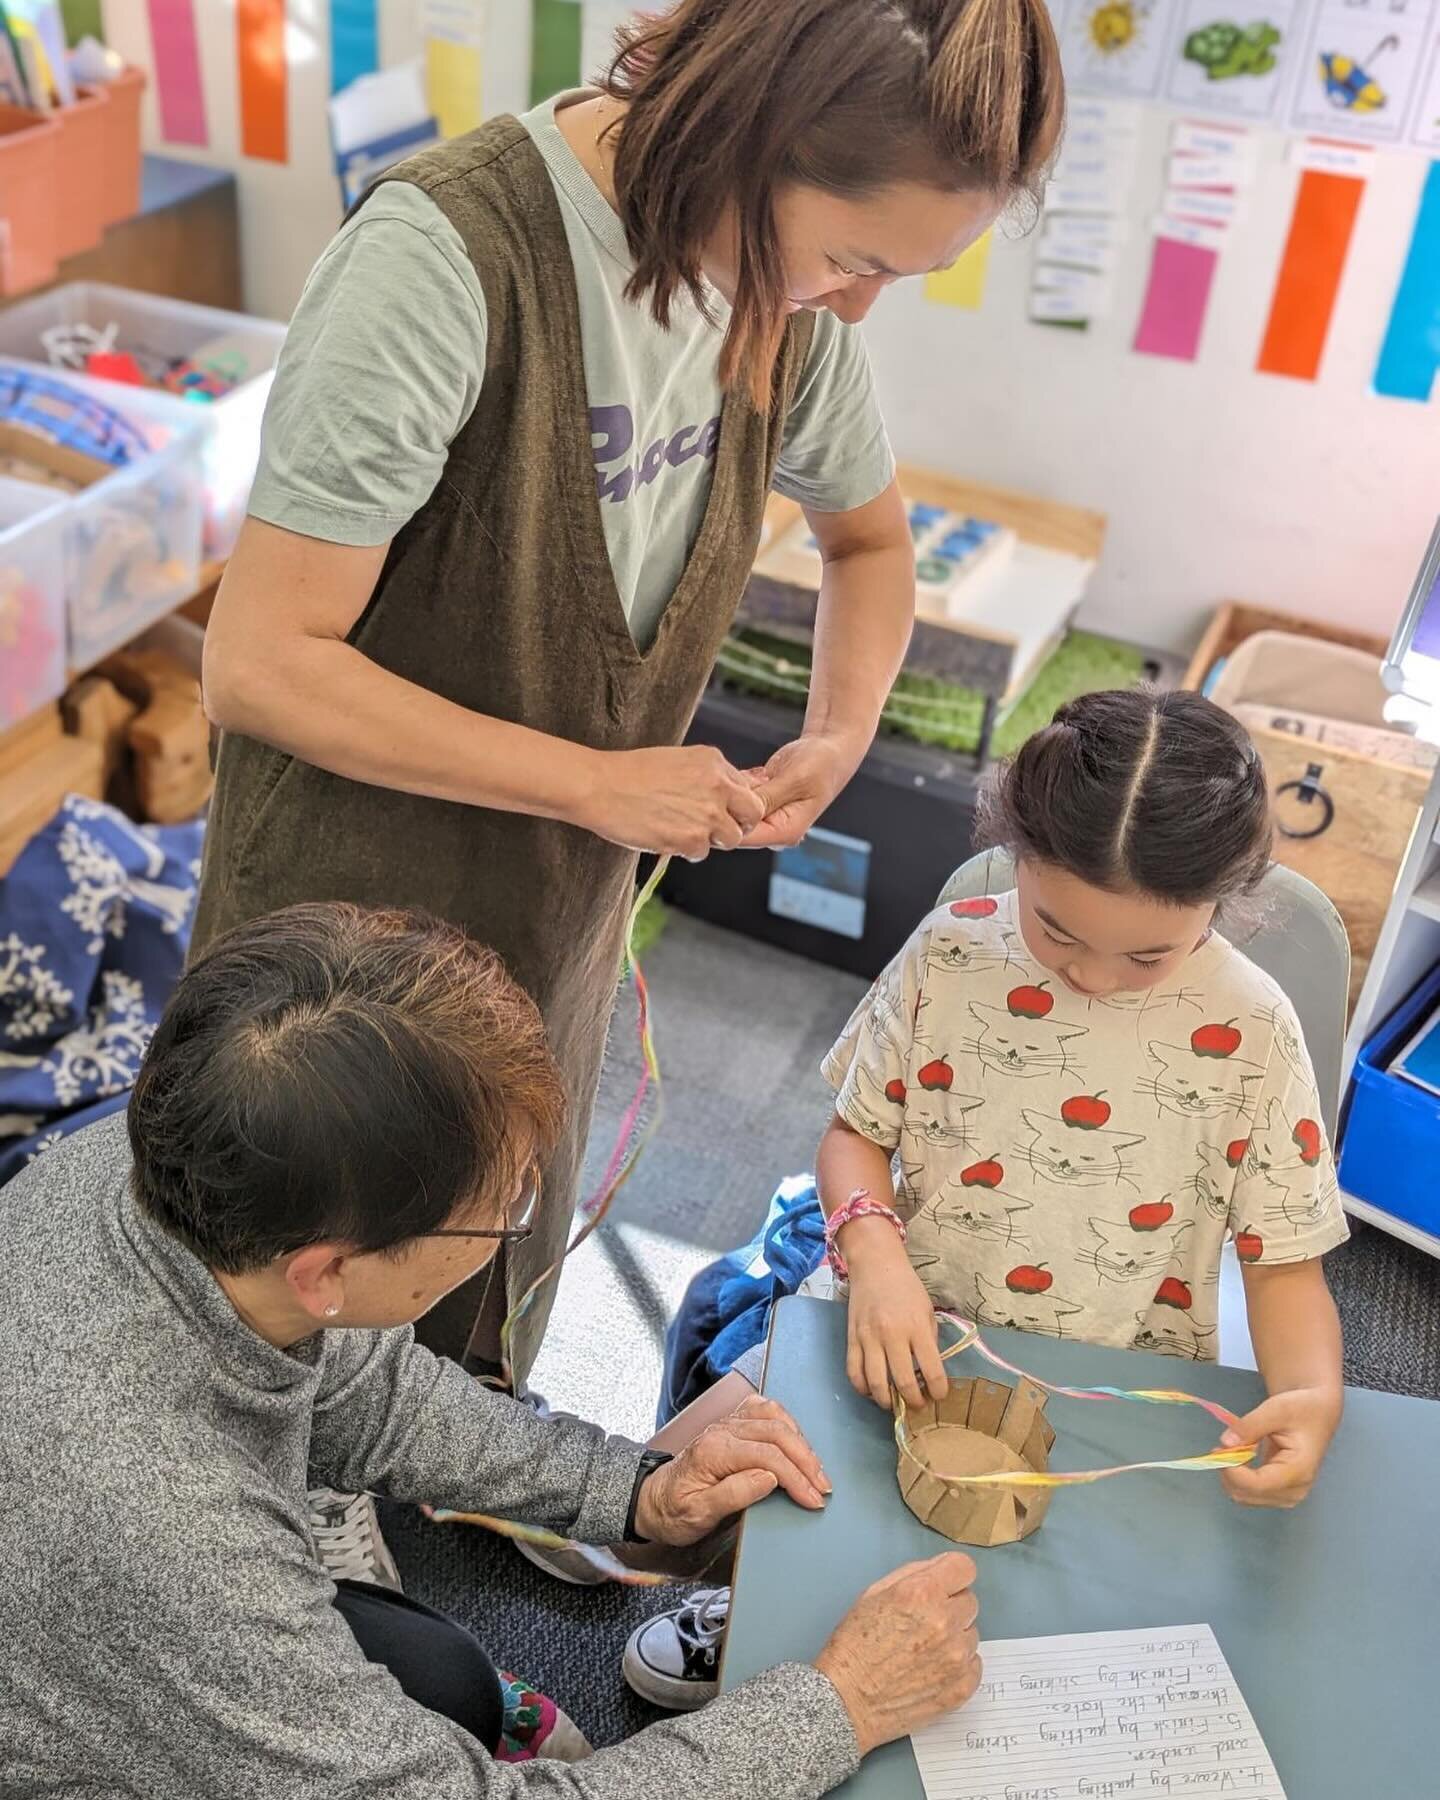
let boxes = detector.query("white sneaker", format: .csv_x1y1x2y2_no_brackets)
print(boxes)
512,1535,632,1586
309,1489,403,1591
622,1586,729,1711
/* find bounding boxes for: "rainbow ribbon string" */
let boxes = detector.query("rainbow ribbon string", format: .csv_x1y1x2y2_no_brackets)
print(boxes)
893,1312,1258,1491
494,855,670,1386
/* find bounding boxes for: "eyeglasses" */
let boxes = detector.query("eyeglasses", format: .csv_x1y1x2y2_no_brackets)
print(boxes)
419,1179,540,1245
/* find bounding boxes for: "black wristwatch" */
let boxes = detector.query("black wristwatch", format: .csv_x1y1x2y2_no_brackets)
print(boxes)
624,1449,675,1543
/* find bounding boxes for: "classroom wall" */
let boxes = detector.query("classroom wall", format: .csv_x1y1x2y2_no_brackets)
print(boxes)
862,112,1440,654
97,0,534,325
96,2,1439,656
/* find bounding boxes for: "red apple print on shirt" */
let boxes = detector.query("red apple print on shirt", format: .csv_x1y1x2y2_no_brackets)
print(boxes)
1155,1276,1193,1311
1128,1200,1175,1232
917,1056,954,1092
1008,981,1054,1019
1226,1137,1251,1168
1292,1118,1323,1166
1191,1019,1242,1059
1062,1091,1111,1130
1235,1229,1264,1263
961,1155,1004,1189
950,897,998,919
1006,1264,1053,1295
884,1078,907,1105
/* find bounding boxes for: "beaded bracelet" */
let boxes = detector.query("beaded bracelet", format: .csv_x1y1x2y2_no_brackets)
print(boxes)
823,1187,907,1281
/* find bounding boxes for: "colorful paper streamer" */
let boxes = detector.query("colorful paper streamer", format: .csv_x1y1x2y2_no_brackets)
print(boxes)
893,1313,1258,1491
146,0,208,148
531,0,582,105
1374,160,1440,404
425,34,482,139
1133,233,1219,362
330,0,379,95
924,232,993,312
1257,167,1365,382
237,0,287,163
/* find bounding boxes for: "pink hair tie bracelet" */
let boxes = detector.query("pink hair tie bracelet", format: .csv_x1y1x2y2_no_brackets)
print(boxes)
824,1187,907,1280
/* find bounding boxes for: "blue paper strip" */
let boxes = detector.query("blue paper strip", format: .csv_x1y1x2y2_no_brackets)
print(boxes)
330,0,379,95
1375,161,1440,405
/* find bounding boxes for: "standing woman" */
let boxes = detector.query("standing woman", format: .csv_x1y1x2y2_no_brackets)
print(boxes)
196,0,1063,1565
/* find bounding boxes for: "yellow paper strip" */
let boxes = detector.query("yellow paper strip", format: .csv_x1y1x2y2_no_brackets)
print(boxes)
924,232,993,311
426,36,483,138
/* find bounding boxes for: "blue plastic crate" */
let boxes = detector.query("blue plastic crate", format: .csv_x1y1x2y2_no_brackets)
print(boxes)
1338,960,1440,1238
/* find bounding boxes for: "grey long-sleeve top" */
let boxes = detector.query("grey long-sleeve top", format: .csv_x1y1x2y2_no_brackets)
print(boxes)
0,1113,859,1798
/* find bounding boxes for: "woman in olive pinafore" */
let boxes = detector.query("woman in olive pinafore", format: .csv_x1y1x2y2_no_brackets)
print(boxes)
195,0,1062,1578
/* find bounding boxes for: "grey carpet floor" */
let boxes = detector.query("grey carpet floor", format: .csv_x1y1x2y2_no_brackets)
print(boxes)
386,911,1440,1751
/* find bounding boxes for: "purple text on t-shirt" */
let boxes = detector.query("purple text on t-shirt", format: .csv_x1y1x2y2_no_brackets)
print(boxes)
591,404,721,504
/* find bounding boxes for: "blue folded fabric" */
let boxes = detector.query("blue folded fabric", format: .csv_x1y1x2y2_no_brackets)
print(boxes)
0,796,203,1186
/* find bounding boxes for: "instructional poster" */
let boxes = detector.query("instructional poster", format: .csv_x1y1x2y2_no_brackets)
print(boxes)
1059,0,1170,99
1165,0,1303,120
1290,0,1437,143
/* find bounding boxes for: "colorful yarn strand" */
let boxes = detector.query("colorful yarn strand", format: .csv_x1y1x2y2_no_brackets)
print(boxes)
892,1312,1258,1491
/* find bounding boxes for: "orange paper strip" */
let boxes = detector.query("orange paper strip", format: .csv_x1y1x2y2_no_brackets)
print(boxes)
237,0,287,163
1256,168,1364,381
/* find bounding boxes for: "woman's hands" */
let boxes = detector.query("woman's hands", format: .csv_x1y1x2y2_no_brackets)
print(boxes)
631,1394,831,1546
816,1554,983,1757
844,1219,949,1411
576,745,767,860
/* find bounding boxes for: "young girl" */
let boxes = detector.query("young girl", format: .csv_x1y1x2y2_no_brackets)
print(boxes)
821,688,1347,1511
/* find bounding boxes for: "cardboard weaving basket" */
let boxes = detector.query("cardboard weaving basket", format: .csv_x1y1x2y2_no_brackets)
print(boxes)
896,1375,1056,1547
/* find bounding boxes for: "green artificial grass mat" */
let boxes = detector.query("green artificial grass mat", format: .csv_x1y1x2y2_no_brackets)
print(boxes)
715,627,1147,760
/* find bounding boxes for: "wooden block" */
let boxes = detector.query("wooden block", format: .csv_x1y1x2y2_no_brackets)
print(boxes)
62,675,140,793
0,735,105,875
128,687,211,823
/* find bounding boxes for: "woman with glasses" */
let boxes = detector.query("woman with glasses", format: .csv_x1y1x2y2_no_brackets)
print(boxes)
0,901,982,1795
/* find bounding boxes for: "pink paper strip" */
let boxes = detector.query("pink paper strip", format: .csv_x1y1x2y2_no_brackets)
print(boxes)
1133,234,1218,362
146,0,209,147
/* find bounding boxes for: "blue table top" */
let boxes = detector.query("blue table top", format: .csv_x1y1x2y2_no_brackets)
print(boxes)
140,155,234,216
721,1296,1440,1799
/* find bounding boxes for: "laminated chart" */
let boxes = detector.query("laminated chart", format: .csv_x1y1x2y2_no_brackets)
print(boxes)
1165,0,1305,122
1291,0,1437,143
1059,0,1171,99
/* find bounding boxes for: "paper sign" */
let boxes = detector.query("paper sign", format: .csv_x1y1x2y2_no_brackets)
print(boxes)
1171,118,1257,158
910,1625,1286,1800
1134,232,1220,360
1037,233,1111,273
1029,289,1093,323
1290,0,1435,145
1289,136,1377,174
925,232,992,310
1161,186,1243,223
1413,33,1440,150
1032,262,1113,312
1166,0,1302,124
1375,158,1440,400
1257,160,1367,379
1059,0,1169,101
1168,153,1247,188
1153,212,1231,251
146,0,208,146
1067,96,1144,130
423,0,485,137
330,0,379,95
1044,181,1127,214
237,0,286,162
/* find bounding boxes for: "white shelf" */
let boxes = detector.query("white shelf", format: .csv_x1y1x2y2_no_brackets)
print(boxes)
1341,1190,1440,1261
1411,873,1440,923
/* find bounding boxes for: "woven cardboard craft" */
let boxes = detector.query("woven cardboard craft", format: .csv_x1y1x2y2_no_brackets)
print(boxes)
896,1374,1056,1548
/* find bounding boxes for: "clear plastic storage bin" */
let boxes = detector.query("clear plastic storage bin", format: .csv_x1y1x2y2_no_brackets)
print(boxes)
0,363,205,669
0,476,67,729
0,283,286,559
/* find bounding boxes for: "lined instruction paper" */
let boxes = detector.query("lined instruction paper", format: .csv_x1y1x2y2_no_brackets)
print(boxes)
911,1624,1286,1798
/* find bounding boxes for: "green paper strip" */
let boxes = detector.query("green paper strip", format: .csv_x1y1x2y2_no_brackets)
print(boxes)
60,0,105,45
531,0,581,105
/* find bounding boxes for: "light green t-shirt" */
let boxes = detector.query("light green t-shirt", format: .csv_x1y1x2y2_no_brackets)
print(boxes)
248,94,896,649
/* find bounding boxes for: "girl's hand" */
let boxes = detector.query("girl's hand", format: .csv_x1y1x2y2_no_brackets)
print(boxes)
845,1230,949,1412
1218,1386,1342,1509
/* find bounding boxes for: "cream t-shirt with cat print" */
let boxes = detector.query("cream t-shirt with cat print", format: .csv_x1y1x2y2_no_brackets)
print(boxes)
822,889,1348,1360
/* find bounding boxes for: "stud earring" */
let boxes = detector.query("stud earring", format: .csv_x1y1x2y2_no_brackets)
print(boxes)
324,1304,340,1318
